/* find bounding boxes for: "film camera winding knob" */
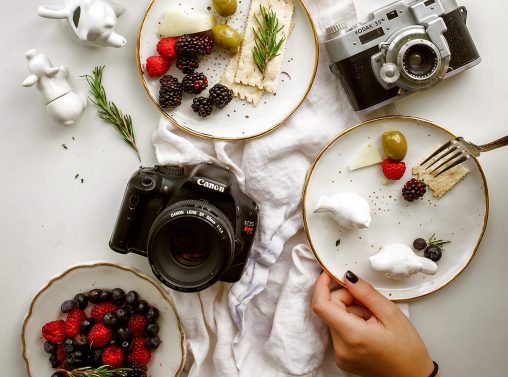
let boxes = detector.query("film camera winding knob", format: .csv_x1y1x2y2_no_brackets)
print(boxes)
326,22,347,37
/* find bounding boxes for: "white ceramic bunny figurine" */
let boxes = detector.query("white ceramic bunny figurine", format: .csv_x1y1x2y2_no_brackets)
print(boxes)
22,49,87,126
37,0,126,48
314,192,371,230
369,243,437,280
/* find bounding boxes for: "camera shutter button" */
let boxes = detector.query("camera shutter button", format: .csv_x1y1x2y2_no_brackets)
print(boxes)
380,63,400,85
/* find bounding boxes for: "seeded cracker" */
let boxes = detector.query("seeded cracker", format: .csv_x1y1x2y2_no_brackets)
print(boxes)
412,162,469,198
221,53,264,106
234,0,294,93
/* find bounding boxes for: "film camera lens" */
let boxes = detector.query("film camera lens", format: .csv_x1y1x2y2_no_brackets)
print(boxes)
147,200,235,292
402,43,438,78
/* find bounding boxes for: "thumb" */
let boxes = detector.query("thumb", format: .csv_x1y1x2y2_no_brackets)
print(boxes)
343,270,401,325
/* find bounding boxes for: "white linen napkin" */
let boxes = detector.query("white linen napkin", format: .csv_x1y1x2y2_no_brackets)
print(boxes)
152,1,406,376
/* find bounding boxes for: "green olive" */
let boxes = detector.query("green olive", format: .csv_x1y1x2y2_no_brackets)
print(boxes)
382,130,407,161
212,24,242,53
212,0,237,17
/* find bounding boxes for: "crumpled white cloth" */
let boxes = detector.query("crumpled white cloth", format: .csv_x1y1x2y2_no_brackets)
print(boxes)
152,0,405,376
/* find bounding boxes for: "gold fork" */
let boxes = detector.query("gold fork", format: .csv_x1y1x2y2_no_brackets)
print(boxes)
420,134,508,177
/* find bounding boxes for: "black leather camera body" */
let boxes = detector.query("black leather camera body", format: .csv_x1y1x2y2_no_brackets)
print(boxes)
110,162,258,292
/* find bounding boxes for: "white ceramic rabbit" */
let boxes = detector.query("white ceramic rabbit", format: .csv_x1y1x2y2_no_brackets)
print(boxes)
37,0,126,48
314,192,371,230
369,243,437,280
22,49,87,126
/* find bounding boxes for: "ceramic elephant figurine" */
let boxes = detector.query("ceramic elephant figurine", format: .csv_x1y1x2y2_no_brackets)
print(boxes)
22,49,87,126
37,0,126,48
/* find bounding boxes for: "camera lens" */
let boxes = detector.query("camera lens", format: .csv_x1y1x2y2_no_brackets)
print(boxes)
147,200,235,292
402,43,438,78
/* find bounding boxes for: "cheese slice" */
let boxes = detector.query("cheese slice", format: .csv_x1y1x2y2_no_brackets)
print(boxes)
159,7,217,38
349,143,383,171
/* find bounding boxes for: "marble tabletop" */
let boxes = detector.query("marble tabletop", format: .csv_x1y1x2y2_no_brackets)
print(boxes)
2,0,507,376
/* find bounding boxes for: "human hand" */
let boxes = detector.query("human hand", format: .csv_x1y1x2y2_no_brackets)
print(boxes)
312,271,438,377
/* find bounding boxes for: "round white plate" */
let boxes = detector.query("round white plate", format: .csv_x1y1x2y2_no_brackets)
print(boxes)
137,0,318,140
22,262,185,377
303,116,489,301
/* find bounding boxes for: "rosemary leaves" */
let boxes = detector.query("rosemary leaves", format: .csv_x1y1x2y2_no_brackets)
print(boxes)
252,5,285,74
63,365,132,377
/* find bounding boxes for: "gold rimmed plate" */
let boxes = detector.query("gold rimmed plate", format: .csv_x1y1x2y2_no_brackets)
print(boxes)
136,0,318,140
303,116,489,301
22,262,185,377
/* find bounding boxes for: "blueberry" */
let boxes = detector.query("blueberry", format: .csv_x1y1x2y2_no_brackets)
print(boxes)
424,245,442,262
116,307,129,322
63,356,75,371
60,299,75,313
121,340,132,353
144,335,161,350
125,290,138,305
72,350,85,363
73,293,88,310
87,289,102,304
111,288,126,305
73,334,88,348
99,290,111,302
146,322,159,336
103,312,119,328
63,339,74,353
137,300,149,314
51,372,66,377
124,304,136,317
413,238,427,251
49,354,58,368
43,341,56,355
80,318,95,335
146,307,160,323
116,326,131,340
90,348,103,367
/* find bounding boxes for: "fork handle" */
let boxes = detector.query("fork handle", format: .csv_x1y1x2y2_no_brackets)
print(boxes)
477,135,508,152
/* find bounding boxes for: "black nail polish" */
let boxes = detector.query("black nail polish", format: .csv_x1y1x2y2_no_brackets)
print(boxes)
346,270,358,284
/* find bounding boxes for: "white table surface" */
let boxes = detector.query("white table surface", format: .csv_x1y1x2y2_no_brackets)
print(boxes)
2,0,507,376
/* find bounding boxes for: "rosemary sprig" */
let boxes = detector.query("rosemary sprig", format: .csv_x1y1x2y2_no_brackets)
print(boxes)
58,365,132,377
428,233,451,248
82,66,141,162
252,5,286,75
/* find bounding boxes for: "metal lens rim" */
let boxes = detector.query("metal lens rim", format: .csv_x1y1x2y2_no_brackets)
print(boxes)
398,39,441,81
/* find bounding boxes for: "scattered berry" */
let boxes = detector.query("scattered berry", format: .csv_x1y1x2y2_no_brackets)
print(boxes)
128,315,146,337
88,323,113,347
73,293,88,310
424,245,442,262
146,56,171,78
159,75,183,108
413,238,427,250
127,338,152,365
156,37,178,60
381,159,406,180
209,84,233,109
176,34,198,56
176,54,199,74
102,345,124,367
182,72,208,94
91,302,118,321
402,178,426,202
144,335,161,350
194,33,214,55
65,308,87,337
42,320,66,344
191,97,213,117
61,300,75,313
88,289,102,303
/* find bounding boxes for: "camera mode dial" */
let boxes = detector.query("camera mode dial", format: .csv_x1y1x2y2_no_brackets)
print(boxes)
157,165,184,176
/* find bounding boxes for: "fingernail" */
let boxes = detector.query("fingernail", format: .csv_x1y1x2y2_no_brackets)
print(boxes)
346,270,358,284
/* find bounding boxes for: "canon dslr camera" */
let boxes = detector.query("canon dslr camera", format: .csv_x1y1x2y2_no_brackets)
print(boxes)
325,0,480,112
110,163,258,292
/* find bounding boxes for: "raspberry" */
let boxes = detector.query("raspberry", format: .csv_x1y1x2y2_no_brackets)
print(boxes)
56,344,66,362
402,178,427,202
128,315,146,337
91,302,118,321
381,159,406,180
146,56,171,78
102,345,124,367
127,338,152,365
65,308,87,337
182,72,208,94
88,323,112,348
41,320,66,344
156,37,178,60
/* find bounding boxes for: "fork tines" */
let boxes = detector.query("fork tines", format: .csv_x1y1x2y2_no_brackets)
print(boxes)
420,138,471,177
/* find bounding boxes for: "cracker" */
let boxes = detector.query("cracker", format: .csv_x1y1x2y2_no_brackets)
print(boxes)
234,0,294,93
412,163,469,198
221,53,264,106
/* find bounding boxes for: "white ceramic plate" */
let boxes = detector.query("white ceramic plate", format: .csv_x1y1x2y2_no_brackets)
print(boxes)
22,262,185,377
137,0,318,140
303,116,489,301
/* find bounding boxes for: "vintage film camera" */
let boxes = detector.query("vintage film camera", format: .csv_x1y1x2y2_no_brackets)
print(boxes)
325,0,481,112
110,163,258,292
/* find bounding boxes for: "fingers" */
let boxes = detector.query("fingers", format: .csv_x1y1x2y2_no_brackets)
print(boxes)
343,270,402,325
346,305,373,320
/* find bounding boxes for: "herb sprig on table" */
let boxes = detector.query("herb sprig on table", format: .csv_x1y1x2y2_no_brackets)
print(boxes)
252,5,286,75
59,365,132,377
82,66,140,162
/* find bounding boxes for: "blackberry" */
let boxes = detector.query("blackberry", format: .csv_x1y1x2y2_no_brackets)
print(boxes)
401,178,426,202
194,33,214,55
61,299,75,313
111,288,126,305
182,72,208,94
176,34,198,56
73,293,88,310
209,84,233,109
424,245,442,262
191,97,213,117
413,238,427,250
159,75,183,108
127,363,147,377
176,54,199,74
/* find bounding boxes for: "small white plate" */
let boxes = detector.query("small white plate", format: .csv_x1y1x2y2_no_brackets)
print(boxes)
136,0,318,140
303,116,489,301
22,262,185,377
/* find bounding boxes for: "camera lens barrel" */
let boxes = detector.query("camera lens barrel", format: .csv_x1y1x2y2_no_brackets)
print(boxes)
147,200,235,292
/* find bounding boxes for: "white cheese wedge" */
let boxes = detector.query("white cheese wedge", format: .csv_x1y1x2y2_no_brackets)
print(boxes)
349,143,383,171
159,7,217,38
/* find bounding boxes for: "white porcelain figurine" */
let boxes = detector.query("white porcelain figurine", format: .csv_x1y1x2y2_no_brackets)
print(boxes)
22,49,87,126
314,192,371,230
370,243,437,280
37,0,126,48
